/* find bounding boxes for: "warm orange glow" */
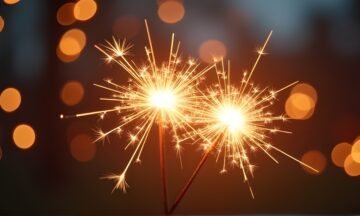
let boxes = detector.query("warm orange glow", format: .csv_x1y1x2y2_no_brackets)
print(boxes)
59,28,86,56
60,81,84,106
344,154,360,176
57,3,76,26
0,16,4,32
112,16,141,38
13,124,36,150
3,0,20,5
56,46,80,63
285,93,315,120
0,87,21,112
301,150,327,175
351,140,360,163
331,142,352,167
199,40,227,63
73,0,97,21
70,134,96,162
158,0,185,24
291,83,318,103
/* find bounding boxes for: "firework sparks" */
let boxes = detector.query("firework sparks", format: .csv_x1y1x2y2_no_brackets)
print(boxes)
61,20,214,193
170,31,318,212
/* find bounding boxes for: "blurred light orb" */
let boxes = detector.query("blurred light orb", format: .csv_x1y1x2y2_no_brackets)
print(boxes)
285,93,315,120
351,140,360,163
112,15,141,39
199,40,227,63
158,0,185,24
60,81,84,106
291,83,318,103
74,0,97,21
59,28,86,56
56,46,80,63
13,124,36,150
70,134,96,162
3,0,20,5
0,16,4,32
301,150,327,175
344,154,360,176
331,142,352,167
0,87,21,112
57,3,76,26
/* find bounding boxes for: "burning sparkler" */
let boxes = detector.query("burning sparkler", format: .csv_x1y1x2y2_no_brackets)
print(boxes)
169,31,318,214
61,20,214,207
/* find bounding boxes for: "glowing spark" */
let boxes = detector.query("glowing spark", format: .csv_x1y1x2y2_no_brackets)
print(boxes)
187,30,318,198
61,20,214,192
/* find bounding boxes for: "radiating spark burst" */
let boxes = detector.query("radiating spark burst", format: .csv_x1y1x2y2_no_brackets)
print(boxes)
61,20,214,193
188,31,318,198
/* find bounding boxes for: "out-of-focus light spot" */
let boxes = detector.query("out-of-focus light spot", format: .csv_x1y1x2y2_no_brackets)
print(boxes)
351,140,360,163
56,46,80,63
57,3,76,26
70,134,96,162
0,16,4,32
60,81,84,106
285,93,315,120
59,28,86,56
291,83,318,103
301,150,327,175
198,40,227,63
158,0,185,24
13,124,36,150
0,146,2,160
112,15,141,39
344,154,360,176
3,0,20,5
74,0,97,21
0,87,21,112
331,142,352,167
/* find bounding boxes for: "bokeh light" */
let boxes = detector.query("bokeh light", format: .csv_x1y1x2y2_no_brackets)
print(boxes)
59,28,87,56
70,134,96,162
57,3,76,26
73,0,97,21
13,124,36,150
331,142,352,167
3,0,20,5
301,150,327,175
0,146,2,160
0,87,21,112
56,46,80,63
198,40,227,63
285,83,318,120
344,154,360,176
285,93,315,120
112,15,141,39
158,0,185,24
291,83,318,103
0,16,4,32
60,81,84,106
351,140,360,163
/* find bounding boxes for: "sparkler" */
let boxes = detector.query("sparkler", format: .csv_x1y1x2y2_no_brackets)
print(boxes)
61,20,214,213
169,31,318,214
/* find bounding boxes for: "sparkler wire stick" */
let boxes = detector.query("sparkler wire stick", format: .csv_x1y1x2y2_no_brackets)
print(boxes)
158,118,169,214
169,145,213,215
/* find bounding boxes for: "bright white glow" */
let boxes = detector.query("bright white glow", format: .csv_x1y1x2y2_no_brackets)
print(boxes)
218,106,246,133
149,90,176,109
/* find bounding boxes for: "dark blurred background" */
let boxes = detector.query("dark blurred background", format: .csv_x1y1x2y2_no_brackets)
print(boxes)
0,0,360,214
